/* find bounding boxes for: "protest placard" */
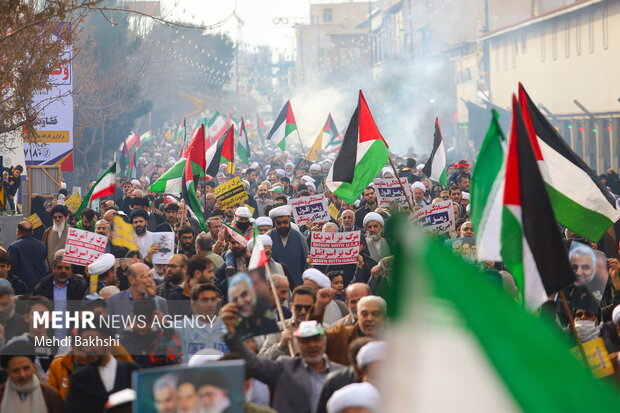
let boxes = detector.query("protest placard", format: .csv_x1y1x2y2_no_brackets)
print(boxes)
412,200,455,234
133,361,245,413
26,213,43,229
150,232,175,265
373,177,412,208
310,230,361,265
290,195,329,226
214,176,248,208
571,337,615,378
64,192,83,213
328,203,340,221
63,227,107,266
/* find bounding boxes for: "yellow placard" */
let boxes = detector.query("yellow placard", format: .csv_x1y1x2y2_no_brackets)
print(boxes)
214,176,249,209
65,192,83,214
328,203,340,221
90,274,99,293
571,337,615,378
34,130,70,143
112,215,138,251
246,205,256,216
26,213,43,229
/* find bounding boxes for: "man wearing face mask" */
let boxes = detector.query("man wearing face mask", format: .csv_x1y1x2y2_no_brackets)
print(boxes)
268,206,308,289
363,213,390,264
573,305,602,343
233,207,254,237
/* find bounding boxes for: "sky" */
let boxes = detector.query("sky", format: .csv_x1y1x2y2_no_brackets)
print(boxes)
160,0,313,54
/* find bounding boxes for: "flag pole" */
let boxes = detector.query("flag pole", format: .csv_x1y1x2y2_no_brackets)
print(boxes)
264,264,295,357
387,155,415,212
296,131,309,162
558,290,588,362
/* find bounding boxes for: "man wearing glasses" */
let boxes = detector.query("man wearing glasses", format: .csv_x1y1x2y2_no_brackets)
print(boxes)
258,285,319,361
42,205,70,268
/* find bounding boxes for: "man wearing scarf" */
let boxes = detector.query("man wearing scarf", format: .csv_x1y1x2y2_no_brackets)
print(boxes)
363,213,390,264
0,340,64,412
42,205,70,268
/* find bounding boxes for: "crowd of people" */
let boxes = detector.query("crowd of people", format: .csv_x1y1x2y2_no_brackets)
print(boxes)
0,133,619,413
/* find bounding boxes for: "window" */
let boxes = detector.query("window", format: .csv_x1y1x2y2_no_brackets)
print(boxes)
588,11,594,53
603,6,609,50
565,19,570,57
540,25,546,62
576,15,581,55
323,8,332,23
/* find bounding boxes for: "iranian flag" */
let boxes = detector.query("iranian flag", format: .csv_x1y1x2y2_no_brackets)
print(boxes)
267,100,299,150
205,125,235,177
248,235,269,270
76,163,116,216
207,112,228,145
325,90,389,204
150,124,206,195
384,231,620,412
222,222,249,247
139,130,153,144
237,117,251,165
181,123,208,231
422,118,447,185
471,110,507,261
501,96,575,309
519,84,620,241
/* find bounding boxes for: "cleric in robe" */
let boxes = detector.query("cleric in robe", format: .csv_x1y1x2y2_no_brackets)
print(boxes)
267,205,308,288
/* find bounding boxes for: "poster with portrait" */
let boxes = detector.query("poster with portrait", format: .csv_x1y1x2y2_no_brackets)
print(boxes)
444,237,476,262
227,272,279,340
568,241,609,308
150,232,175,265
133,361,245,413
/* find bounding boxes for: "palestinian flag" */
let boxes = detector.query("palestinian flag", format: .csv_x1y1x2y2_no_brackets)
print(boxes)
322,114,342,150
139,130,153,144
501,96,575,309
181,124,208,231
76,163,116,216
384,231,620,412
471,110,507,261
267,100,299,150
150,124,206,194
207,112,228,145
325,90,389,204
422,118,447,185
175,120,185,143
519,84,620,241
205,125,235,177
237,117,251,165
256,113,267,144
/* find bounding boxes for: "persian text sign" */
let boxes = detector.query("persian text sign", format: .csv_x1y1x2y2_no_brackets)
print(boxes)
412,200,455,234
24,24,73,171
374,178,412,207
215,177,249,209
310,231,360,265
290,195,329,225
63,228,107,266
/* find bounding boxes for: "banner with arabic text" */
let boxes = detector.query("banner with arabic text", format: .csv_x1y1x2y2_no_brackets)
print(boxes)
412,200,455,234
310,230,360,265
63,228,107,266
290,195,329,226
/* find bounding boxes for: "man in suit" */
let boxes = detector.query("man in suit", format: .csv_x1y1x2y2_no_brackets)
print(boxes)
7,220,48,292
65,319,138,412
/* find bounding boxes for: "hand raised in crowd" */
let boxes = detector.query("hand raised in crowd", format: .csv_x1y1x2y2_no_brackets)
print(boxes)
370,265,383,280
313,287,336,315
306,255,313,268
217,227,227,244
357,255,364,268
222,302,242,336
609,258,620,290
